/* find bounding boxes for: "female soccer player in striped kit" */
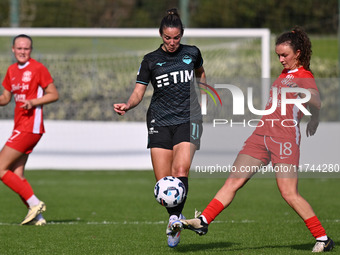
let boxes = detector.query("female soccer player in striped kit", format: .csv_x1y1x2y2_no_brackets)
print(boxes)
0,34,59,225
181,27,334,253
114,9,206,248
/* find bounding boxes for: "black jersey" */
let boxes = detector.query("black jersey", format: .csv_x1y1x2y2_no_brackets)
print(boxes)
136,44,203,127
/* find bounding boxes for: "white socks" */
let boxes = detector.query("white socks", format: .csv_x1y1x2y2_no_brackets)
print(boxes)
316,235,328,241
26,195,40,207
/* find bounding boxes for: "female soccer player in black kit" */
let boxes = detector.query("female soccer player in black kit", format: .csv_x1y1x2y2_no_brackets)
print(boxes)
114,8,206,248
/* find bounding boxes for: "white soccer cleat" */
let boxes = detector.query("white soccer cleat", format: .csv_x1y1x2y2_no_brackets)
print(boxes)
166,214,185,248
21,201,46,225
312,238,334,252
27,217,47,226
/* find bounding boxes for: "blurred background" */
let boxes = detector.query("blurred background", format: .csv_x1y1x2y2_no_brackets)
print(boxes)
0,0,338,33
0,0,339,169
0,0,338,121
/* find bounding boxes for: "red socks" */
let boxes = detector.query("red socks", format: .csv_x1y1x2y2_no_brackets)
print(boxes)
202,198,225,224
1,171,34,201
304,216,327,239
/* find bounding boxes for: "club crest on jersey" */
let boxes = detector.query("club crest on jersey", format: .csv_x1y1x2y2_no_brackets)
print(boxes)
182,55,192,64
22,71,32,82
281,74,294,86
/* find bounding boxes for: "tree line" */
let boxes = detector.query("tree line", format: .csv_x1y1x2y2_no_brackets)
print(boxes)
0,0,338,34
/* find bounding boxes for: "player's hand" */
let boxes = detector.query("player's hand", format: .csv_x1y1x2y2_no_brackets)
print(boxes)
113,103,129,116
287,82,304,97
306,119,319,137
20,100,33,110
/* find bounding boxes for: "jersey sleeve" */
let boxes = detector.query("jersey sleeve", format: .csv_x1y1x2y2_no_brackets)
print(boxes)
194,47,203,69
2,69,12,92
297,70,318,91
136,58,150,86
38,64,54,89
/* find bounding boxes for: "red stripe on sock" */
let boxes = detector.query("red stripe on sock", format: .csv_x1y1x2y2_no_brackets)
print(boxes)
1,171,34,201
304,216,327,239
202,198,225,224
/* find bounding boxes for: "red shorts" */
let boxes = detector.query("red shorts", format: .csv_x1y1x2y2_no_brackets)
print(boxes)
239,133,300,166
5,130,42,154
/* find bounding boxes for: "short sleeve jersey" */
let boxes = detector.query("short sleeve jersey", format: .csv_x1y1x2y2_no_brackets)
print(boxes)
254,67,318,144
136,44,203,126
2,58,53,134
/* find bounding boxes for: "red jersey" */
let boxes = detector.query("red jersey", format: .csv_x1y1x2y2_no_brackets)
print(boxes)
254,67,318,145
2,58,53,134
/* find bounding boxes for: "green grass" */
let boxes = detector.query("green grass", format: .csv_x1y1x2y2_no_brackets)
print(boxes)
0,35,338,60
0,170,338,254
311,36,338,61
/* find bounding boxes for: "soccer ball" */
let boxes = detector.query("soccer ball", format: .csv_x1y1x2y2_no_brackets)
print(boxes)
154,176,186,208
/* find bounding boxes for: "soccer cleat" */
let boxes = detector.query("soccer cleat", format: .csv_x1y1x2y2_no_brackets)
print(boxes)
312,237,334,252
181,216,208,235
26,218,47,226
166,214,185,248
21,201,46,225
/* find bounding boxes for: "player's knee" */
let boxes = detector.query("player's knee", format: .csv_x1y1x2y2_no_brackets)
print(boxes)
171,165,189,177
280,189,299,204
225,178,247,192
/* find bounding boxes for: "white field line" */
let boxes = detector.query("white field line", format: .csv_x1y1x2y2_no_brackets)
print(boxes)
0,219,339,226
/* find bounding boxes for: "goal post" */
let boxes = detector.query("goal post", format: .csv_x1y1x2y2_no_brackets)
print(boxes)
0,28,271,120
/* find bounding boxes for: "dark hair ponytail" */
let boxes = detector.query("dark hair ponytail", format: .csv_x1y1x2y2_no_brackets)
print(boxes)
276,26,312,71
159,8,184,36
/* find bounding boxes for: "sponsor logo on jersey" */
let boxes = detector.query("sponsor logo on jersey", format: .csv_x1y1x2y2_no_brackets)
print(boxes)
155,70,193,88
11,83,29,92
156,62,166,66
182,55,192,64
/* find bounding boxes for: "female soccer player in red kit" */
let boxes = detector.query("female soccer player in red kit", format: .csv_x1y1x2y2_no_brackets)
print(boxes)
181,27,334,253
0,34,59,225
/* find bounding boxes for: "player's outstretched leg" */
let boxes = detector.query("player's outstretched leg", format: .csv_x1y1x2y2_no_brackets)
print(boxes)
181,198,224,236
312,237,334,253
181,212,208,236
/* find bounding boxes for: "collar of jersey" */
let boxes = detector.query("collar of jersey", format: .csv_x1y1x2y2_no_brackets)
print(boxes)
287,67,302,74
18,60,30,69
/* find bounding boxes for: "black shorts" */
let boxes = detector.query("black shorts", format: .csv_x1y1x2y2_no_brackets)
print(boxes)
147,121,203,150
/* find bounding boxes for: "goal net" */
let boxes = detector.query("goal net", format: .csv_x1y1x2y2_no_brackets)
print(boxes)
0,28,270,122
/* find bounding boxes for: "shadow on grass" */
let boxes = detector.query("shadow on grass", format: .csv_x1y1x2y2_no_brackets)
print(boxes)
290,243,315,251
175,242,234,252
47,219,84,224
291,241,337,252
176,242,324,253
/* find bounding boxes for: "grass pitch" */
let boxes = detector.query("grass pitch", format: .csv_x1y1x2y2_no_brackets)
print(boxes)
0,170,338,255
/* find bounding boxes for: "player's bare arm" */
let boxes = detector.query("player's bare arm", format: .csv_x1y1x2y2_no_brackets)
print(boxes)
114,83,147,115
20,83,59,110
305,88,321,137
0,89,12,106
195,66,208,107
195,66,206,91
